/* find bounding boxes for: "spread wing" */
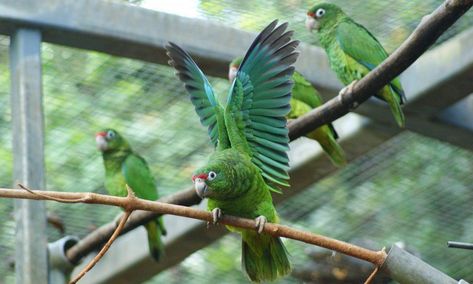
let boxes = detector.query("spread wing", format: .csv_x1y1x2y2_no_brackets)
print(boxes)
166,43,225,148
227,20,299,191
336,21,406,103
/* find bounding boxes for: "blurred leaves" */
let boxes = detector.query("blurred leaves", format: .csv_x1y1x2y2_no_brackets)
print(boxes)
0,0,472,283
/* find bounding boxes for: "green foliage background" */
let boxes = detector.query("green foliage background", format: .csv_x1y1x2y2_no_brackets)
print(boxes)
0,0,472,283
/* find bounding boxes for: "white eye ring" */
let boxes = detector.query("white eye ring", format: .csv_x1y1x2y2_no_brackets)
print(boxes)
316,8,325,18
208,171,217,181
106,130,116,139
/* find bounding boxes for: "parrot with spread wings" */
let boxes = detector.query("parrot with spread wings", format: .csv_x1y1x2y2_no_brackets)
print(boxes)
229,57,346,166
306,2,406,127
166,20,298,282
96,129,166,261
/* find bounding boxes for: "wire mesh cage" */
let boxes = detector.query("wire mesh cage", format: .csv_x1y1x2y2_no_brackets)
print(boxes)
124,0,473,52
0,0,472,283
145,132,473,283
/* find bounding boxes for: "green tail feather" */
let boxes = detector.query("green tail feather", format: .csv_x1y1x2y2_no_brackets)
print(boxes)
389,98,405,128
241,234,291,282
308,128,346,167
383,87,405,128
145,219,165,261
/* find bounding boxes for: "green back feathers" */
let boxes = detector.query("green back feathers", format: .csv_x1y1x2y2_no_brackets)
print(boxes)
99,129,158,200
311,2,405,104
122,154,158,201
335,20,406,102
291,71,323,109
167,20,299,192
290,72,339,140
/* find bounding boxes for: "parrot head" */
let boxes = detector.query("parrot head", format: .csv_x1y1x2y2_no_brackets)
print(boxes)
191,150,252,200
228,56,243,82
95,129,130,153
306,2,344,32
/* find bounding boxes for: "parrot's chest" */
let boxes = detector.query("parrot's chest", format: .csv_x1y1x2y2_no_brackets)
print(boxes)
207,187,277,223
327,44,368,85
105,172,127,197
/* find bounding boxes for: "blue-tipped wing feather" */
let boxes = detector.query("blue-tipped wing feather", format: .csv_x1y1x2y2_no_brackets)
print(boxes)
166,43,221,147
227,20,299,191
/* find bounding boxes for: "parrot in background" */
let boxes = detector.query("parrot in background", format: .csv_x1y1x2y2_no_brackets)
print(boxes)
166,20,299,282
306,2,406,127
96,129,166,261
229,57,346,167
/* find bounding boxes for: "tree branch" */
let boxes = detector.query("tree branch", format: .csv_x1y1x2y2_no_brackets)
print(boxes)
288,0,473,140
68,185,136,283
0,187,387,266
65,187,199,264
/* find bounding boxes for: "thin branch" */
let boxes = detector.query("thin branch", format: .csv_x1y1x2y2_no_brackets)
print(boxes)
69,210,132,284
69,186,136,283
364,266,379,284
65,187,199,264
0,187,387,266
288,0,473,140
18,184,91,203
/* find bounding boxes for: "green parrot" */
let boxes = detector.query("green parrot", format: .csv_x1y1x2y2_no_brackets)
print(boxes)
306,2,406,127
229,57,346,167
166,20,298,282
96,129,166,261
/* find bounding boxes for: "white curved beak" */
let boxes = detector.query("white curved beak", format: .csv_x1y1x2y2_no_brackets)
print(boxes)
96,135,108,151
305,16,318,32
228,66,238,82
194,178,208,199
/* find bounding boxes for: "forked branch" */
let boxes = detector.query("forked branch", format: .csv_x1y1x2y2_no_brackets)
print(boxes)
0,187,387,267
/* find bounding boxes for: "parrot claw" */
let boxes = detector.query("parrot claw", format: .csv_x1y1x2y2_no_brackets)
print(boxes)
339,80,359,110
255,216,267,234
210,208,222,225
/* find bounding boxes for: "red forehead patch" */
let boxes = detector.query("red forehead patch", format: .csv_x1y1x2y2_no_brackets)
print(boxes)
307,12,315,17
192,173,208,181
96,131,107,137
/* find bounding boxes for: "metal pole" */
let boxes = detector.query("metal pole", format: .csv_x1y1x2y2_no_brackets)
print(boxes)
381,244,468,284
448,241,473,250
10,28,48,284
49,236,80,284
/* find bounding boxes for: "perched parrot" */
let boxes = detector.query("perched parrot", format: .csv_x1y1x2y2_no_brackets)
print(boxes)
229,58,346,167
306,2,406,127
96,129,166,261
166,20,298,282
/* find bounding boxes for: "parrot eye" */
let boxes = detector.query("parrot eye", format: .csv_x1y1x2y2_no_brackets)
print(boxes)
208,171,217,181
106,130,116,139
316,8,325,18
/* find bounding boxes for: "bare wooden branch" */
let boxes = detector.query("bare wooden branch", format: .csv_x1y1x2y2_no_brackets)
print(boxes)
69,211,132,284
68,186,137,283
0,187,387,266
65,187,199,264
288,0,473,140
